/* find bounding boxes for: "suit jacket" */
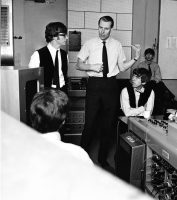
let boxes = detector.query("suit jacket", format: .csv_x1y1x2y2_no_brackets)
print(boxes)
38,46,68,88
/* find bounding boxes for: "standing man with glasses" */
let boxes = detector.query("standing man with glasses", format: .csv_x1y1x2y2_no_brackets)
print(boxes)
76,16,141,171
29,22,68,93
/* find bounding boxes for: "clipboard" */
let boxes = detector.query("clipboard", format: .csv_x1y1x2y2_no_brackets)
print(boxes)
69,31,81,51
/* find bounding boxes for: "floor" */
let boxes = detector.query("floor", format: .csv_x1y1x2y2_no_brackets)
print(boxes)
62,132,117,175
62,119,128,176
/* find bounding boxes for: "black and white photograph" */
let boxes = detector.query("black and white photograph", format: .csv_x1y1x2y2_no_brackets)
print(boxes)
1,0,177,199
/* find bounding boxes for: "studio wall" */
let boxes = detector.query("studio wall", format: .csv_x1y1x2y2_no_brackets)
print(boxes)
67,0,133,78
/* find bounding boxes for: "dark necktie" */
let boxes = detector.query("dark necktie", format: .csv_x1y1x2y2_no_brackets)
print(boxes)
148,63,152,77
53,50,60,88
102,41,109,78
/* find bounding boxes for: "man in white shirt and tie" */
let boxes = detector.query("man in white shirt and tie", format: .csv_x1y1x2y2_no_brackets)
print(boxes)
76,15,141,170
29,22,68,93
120,68,155,118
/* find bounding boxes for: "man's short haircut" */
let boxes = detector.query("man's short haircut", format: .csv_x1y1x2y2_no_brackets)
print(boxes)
133,68,151,84
30,89,69,133
98,16,114,28
144,48,155,57
45,22,67,43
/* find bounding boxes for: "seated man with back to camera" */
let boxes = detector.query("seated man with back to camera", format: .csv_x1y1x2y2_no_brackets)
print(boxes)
120,68,155,119
30,89,93,164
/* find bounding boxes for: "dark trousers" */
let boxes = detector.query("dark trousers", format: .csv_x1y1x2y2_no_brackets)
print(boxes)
81,77,119,164
60,85,67,94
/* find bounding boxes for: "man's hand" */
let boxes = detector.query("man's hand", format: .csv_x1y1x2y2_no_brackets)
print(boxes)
131,44,141,60
166,109,177,115
91,63,103,73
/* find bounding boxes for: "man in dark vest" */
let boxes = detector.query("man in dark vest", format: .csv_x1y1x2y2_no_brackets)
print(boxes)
120,68,155,118
131,48,175,115
29,22,68,93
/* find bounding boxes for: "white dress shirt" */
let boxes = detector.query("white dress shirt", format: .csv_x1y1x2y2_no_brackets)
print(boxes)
77,37,126,77
120,87,155,117
42,131,93,165
28,43,65,87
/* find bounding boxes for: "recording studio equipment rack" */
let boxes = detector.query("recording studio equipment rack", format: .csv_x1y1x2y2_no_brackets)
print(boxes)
117,116,177,199
61,77,87,145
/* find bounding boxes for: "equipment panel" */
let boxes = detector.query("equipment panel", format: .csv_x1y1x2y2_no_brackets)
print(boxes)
126,117,177,198
146,149,177,199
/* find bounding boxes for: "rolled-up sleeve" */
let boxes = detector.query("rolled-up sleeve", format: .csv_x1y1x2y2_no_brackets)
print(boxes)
77,42,89,62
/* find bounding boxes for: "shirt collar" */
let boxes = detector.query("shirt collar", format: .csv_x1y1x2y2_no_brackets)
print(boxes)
97,37,111,44
47,43,60,52
135,87,145,93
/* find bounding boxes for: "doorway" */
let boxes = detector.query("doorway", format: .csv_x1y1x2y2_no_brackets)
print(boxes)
132,0,160,62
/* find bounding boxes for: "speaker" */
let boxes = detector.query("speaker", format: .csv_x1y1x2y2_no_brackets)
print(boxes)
117,132,145,190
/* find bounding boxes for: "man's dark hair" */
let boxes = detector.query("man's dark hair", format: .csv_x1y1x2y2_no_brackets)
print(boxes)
98,16,114,28
30,89,69,133
45,22,67,43
133,68,151,84
144,48,155,57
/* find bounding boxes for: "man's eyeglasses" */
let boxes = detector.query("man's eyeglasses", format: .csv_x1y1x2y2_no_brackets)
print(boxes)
57,33,67,39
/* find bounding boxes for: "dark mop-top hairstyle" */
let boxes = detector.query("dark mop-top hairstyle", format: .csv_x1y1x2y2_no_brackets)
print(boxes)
45,22,67,43
133,68,151,84
30,89,69,133
144,48,155,57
